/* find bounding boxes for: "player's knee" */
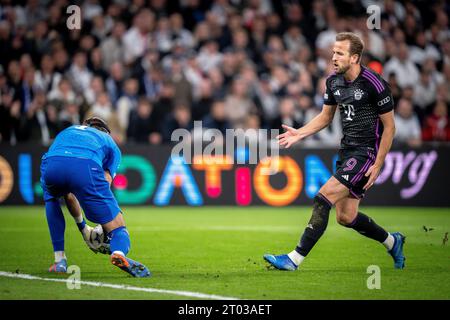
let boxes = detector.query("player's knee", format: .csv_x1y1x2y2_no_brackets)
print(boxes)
336,213,356,226
102,212,125,233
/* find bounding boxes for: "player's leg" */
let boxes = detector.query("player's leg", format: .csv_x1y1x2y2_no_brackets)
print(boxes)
264,176,349,270
336,197,390,242
335,197,405,269
41,157,68,273
102,213,130,257
335,148,405,268
45,198,68,273
100,213,150,277
71,159,150,277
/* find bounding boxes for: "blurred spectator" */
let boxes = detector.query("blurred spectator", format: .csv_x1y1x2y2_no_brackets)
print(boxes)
24,0,47,29
117,78,139,131
394,98,422,147
169,13,194,49
153,80,175,123
89,47,108,80
27,20,51,60
52,48,69,74
16,66,37,114
20,90,58,145
127,97,162,144
155,16,174,54
413,70,437,120
225,78,256,129
169,58,192,106
0,79,19,144
422,100,450,142
82,0,104,22
355,17,385,61
58,101,81,130
123,9,155,65
162,103,193,143
409,31,441,65
192,79,213,121
254,75,279,124
35,54,61,93
202,98,231,136
100,21,126,70
84,92,124,144
105,62,125,105
271,97,301,133
387,72,402,104
67,51,93,93
284,25,307,56
383,43,420,89
140,65,163,101
91,12,114,41
48,77,78,109
84,76,106,106
197,40,223,73
441,63,450,104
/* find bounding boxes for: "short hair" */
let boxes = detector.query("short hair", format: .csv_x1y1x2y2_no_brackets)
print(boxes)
335,32,364,62
83,117,111,134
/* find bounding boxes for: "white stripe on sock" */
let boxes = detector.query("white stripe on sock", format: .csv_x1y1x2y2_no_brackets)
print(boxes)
288,250,304,266
383,233,395,251
54,251,66,263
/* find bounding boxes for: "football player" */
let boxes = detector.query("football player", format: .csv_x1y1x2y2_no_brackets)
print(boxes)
264,32,406,271
41,117,150,277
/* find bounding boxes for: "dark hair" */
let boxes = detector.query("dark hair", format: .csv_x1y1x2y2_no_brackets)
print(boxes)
83,117,111,134
335,32,364,63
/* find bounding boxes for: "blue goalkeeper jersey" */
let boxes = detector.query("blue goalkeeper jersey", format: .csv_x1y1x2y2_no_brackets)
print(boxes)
42,125,121,178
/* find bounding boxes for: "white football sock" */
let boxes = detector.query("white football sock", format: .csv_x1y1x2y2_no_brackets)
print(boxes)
112,250,125,257
287,250,305,266
383,233,395,251
54,251,66,263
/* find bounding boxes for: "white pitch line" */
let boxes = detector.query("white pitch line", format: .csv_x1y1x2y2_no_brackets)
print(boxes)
0,271,240,300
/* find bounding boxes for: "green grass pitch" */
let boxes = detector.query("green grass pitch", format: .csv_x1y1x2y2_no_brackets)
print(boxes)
0,206,449,300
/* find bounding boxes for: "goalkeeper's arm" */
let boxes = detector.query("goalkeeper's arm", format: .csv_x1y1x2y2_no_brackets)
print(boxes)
63,193,98,253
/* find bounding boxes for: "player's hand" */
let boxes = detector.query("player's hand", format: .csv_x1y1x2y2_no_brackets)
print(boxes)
277,124,302,149
363,163,381,190
81,225,99,253
83,239,99,254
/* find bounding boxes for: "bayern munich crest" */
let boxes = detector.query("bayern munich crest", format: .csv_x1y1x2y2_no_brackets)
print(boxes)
354,89,364,100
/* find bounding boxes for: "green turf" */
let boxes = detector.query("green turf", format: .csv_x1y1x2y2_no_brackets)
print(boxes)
0,206,449,300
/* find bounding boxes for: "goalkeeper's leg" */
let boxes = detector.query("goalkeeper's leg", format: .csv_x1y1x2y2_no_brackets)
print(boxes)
45,199,68,273
103,213,150,278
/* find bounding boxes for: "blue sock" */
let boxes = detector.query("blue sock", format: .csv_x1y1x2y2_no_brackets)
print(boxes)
109,226,130,256
45,199,65,252
76,219,86,231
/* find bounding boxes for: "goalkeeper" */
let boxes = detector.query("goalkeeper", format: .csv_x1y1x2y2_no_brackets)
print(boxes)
40,117,150,277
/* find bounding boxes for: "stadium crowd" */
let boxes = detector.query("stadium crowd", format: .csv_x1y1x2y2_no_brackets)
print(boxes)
0,0,449,147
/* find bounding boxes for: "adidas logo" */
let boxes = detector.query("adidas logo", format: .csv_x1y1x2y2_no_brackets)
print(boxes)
342,174,349,181
307,224,314,230
334,90,341,96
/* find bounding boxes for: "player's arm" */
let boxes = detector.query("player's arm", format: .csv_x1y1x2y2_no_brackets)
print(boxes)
63,193,98,253
278,104,337,148
104,170,113,185
103,136,122,186
64,193,83,219
364,110,395,190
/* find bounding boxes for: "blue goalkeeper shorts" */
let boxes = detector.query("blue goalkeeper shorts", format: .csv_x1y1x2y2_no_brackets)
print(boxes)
40,156,121,225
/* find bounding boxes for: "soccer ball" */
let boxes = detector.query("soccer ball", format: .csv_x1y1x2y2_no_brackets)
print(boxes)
89,225,111,254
